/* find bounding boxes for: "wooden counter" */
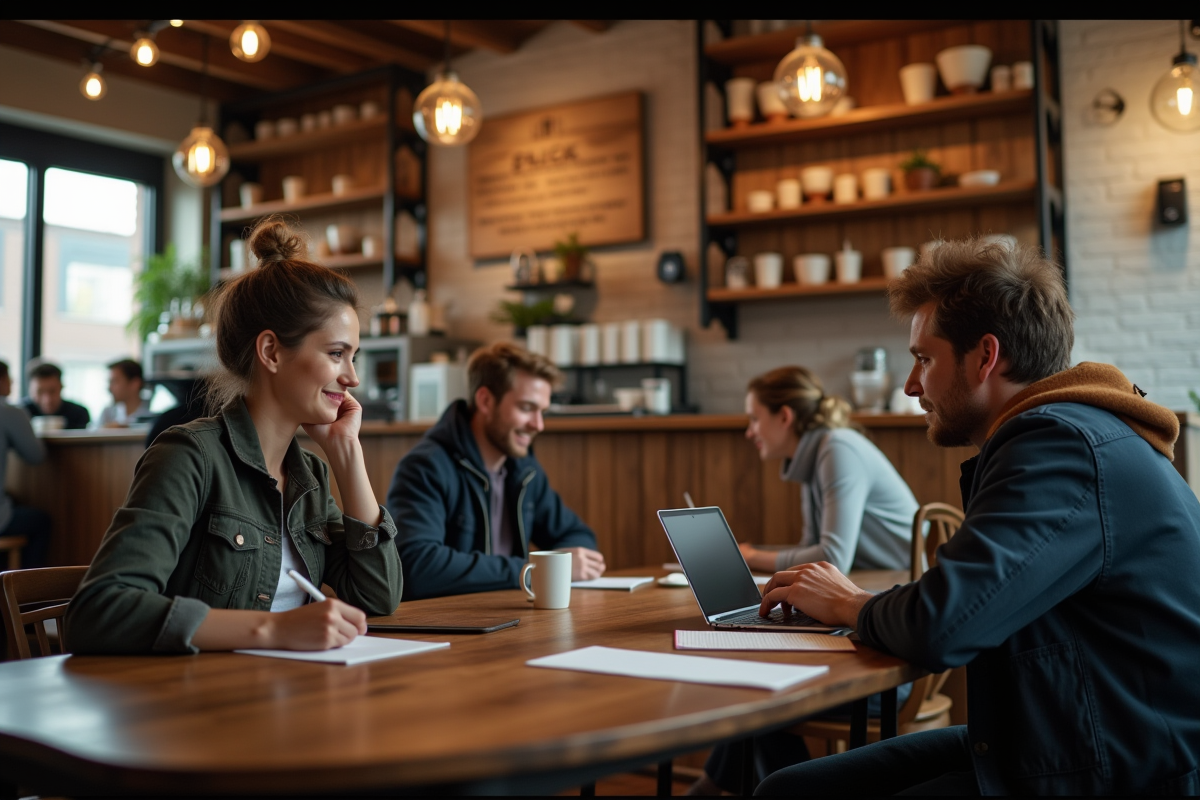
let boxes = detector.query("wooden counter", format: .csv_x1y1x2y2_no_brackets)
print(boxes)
9,412,1200,569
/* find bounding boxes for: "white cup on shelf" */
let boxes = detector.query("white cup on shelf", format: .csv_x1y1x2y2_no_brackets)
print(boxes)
601,323,622,365
795,254,831,285
254,119,275,141
239,182,262,208
331,174,354,196
754,252,784,289
725,78,756,127
747,190,774,213
990,65,1012,92
833,173,858,204
899,63,938,105
882,247,916,279
525,325,548,357
282,176,306,203
862,168,892,200
776,178,801,209
579,324,601,366
621,320,642,363
641,378,672,415
1012,61,1034,90
836,247,863,284
275,117,298,137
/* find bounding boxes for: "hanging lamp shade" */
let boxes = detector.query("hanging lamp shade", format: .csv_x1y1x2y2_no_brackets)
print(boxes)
413,71,482,146
172,126,229,187
80,64,107,101
774,34,847,118
230,21,271,63
1151,52,1200,132
130,36,159,67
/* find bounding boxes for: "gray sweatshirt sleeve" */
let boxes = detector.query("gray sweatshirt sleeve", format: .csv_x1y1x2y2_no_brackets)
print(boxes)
2,405,45,465
773,439,869,573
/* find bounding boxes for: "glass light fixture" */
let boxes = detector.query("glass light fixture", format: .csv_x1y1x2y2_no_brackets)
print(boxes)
774,31,847,118
79,64,107,101
413,21,483,147
169,19,184,27
230,21,271,63
172,35,230,188
130,35,159,67
1151,21,1200,133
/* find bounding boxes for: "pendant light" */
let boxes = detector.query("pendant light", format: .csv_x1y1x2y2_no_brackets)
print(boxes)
80,63,107,101
230,21,271,63
130,33,159,67
413,21,482,147
1151,20,1200,133
774,23,847,119
173,35,230,188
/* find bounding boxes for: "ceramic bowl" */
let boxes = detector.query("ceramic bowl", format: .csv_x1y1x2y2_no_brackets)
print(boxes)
747,190,775,213
795,254,831,285
800,166,834,200
936,45,993,94
959,169,1001,187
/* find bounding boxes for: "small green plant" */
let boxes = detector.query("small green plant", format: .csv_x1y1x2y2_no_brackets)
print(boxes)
492,299,558,330
129,245,210,341
553,232,588,262
1189,389,1200,413
899,150,941,174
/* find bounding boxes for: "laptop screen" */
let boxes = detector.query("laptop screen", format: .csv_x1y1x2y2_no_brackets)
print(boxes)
658,507,765,618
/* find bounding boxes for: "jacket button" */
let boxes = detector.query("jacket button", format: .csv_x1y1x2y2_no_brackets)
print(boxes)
235,534,245,546
258,593,270,602
974,742,989,755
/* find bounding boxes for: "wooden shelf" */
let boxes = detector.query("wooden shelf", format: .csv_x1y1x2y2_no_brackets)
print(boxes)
504,280,595,291
708,181,1037,228
708,277,891,304
704,20,968,65
219,186,389,223
706,91,1033,149
228,116,388,161
321,254,382,270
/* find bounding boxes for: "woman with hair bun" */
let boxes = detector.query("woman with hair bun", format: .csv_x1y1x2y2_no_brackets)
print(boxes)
66,217,402,655
739,365,916,574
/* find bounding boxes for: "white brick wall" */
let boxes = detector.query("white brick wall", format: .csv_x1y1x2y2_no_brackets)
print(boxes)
1062,20,1200,411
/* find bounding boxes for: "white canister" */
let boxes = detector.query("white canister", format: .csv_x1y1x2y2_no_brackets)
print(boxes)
359,100,381,120
795,254,831,285
990,64,1012,92
621,320,642,364
1012,61,1034,90
776,178,801,209
754,252,784,289
550,325,576,367
331,174,353,196
725,77,757,126
254,119,275,141
526,325,549,357
836,249,863,284
408,289,430,336
747,190,774,213
862,168,892,200
899,63,938,105
756,81,789,121
282,176,306,203
239,182,262,208
833,173,858,204
601,322,622,364
332,104,357,125
300,113,318,132
579,324,601,366
275,117,298,137
642,319,673,363
229,239,247,273
641,378,672,415
881,246,916,279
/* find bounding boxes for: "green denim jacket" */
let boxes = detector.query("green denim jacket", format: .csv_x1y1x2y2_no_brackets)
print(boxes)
65,400,402,655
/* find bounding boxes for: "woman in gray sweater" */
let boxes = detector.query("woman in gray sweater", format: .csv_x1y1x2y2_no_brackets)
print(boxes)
738,365,916,575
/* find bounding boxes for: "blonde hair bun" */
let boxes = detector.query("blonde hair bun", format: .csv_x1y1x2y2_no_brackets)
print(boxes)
247,216,306,264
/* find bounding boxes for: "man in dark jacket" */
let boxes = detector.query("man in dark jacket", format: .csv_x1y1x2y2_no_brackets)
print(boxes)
387,343,604,600
756,238,1200,796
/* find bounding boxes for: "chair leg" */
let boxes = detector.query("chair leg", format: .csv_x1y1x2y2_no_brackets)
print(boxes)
580,781,595,796
880,686,898,739
739,737,756,795
656,760,673,796
5,548,18,571
849,697,869,749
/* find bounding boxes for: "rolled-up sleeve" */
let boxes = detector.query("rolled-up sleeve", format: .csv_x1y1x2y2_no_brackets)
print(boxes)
322,482,403,615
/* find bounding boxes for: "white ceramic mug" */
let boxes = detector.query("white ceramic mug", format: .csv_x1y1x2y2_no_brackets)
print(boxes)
1012,61,1034,90
526,325,549,357
836,249,863,283
521,551,572,609
614,387,644,411
990,65,1012,92
317,110,333,129
282,176,306,203
642,378,672,414
621,320,642,363
239,182,262,208
276,117,298,137
361,236,378,258
862,168,892,200
756,81,789,122
833,173,858,204
230,239,247,273
747,190,774,213
359,100,381,120
602,323,622,365
725,78,757,126
882,246,916,279
254,119,275,141
899,63,937,105
332,104,357,125
300,113,318,132
550,325,576,367
795,254,831,285
776,178,801,209
800,166,834,201
754,252,783,289
331,174,354,196
579,324,601,366
31,415,66,434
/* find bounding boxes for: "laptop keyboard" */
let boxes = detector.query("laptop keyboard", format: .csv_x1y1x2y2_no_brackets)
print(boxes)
720,608,827,628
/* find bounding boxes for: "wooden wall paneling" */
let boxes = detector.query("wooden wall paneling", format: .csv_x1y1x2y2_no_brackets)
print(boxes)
612,433,645,570
758,456,802,547
699,432,740,531
583,433,616,561
638,432,676,567
896,432,947,505
730,431,765,544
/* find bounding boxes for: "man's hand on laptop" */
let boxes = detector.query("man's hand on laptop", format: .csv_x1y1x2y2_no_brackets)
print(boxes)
759,562,873,628
566,547,606,581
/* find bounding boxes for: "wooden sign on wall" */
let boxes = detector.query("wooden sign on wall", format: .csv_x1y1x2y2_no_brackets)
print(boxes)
468,91,644,259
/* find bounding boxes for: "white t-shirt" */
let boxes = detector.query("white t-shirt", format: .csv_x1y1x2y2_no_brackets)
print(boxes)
271,533,310,611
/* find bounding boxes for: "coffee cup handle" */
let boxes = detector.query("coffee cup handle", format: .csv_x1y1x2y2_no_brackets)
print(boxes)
520,563,536,601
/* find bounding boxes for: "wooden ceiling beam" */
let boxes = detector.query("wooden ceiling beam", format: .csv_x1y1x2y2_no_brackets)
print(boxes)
179,20,372,74
388,20,521,54
265,20,434,72
571,20,612,33
20,20,322,91
0,20,250,102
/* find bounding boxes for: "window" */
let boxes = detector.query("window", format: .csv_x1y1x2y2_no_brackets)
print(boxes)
0,159,28,396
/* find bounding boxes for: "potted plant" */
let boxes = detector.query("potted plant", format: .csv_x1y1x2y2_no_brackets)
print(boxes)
492,294,576,336
900,150,941,192
553,232,589,282
129,245,210,342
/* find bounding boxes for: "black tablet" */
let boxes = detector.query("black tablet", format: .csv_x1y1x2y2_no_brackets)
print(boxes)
367,619,520,635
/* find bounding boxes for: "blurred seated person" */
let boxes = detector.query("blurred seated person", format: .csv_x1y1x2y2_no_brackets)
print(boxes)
97,358,149,427
387,343,605,600
0,360,50,567
145,377,208,447
19,361,89,429
738,366,916,574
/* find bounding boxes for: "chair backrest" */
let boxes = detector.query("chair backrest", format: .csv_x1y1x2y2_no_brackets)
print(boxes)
1,567,88,660
910,503,965,582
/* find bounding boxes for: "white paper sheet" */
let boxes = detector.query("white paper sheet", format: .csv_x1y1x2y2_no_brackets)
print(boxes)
753,575,771,586
571,577,654,590
674,630,855,652
235,636,449,666
527,645,828,691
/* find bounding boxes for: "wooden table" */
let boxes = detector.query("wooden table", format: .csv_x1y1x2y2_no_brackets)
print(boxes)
0,569,917,796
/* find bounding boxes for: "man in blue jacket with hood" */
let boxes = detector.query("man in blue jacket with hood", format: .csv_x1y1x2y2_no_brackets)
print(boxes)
387,343,605,600
756,238,1200,795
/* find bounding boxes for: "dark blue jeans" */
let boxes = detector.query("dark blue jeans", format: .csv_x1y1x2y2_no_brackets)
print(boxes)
755,726,978,796
1,505,52,568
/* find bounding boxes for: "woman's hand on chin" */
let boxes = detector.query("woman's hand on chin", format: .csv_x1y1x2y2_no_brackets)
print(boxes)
303,389,362,453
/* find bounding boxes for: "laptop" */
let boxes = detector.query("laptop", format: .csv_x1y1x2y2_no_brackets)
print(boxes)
657,506,842,633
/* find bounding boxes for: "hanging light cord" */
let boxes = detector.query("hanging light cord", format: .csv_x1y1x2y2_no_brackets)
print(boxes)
1182,19,1188,57
199,33,210,126
443,20,452,73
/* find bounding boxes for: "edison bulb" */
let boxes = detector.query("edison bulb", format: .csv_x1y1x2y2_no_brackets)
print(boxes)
1152,53,1200,132
230,21,271,63
172,126,230,187
169,19,183,27
774,34,847,118
131,37,159,67
79,67,107,101
413,71,482,146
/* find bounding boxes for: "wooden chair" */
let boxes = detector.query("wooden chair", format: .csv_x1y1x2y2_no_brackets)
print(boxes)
1,566,88,660
792,503,965,754
0,536,27,570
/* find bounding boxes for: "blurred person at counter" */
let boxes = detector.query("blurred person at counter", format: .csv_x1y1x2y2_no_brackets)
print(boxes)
0,360,51,567
387,343,605,600
19,360,90,429
97,359,149,428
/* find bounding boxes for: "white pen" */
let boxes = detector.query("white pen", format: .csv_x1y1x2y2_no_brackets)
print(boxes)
288,569,327,603
683,491,696,509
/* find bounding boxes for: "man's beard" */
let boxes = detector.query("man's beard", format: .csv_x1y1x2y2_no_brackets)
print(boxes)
484,415,535,459
924,364,989,448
